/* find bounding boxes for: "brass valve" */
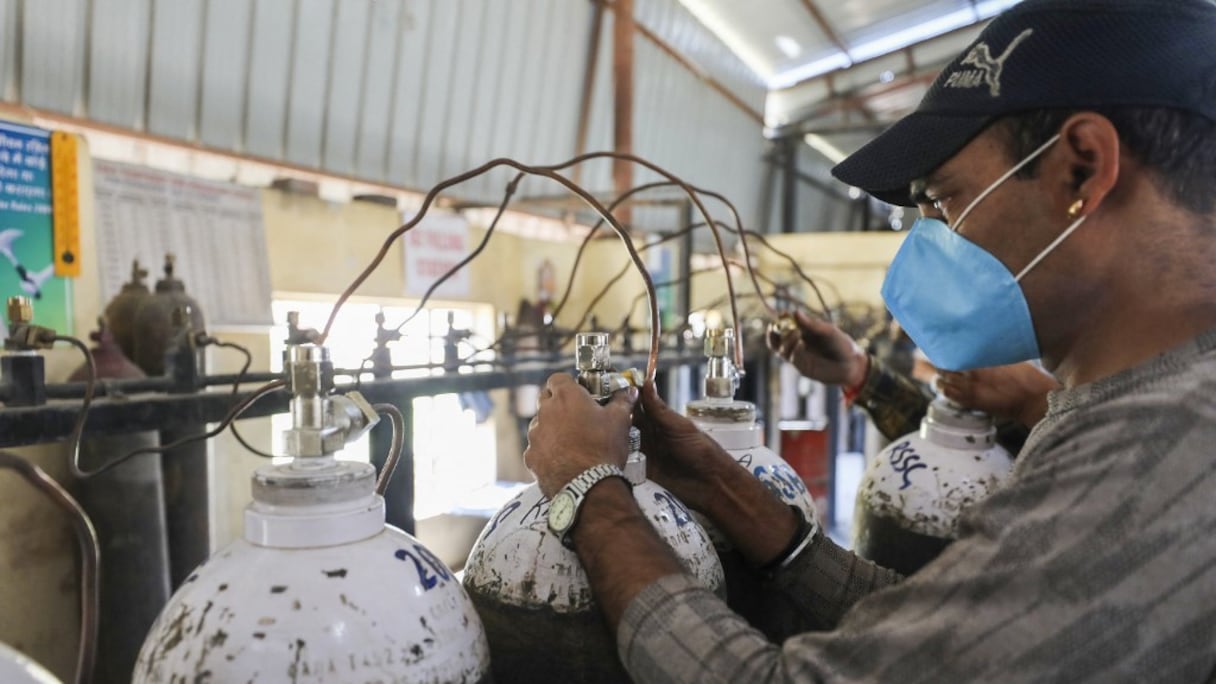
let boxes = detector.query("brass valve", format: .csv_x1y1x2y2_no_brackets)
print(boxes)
7,296,32,326
5,296,56,351
768,313,799,338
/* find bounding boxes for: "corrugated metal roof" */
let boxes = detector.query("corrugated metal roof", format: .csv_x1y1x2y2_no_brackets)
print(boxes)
3,0,770,232
0,0,19,102
22,0,89,115
636,0,766,112
684,0,1023,169
146,0,206,140
198,0,253,150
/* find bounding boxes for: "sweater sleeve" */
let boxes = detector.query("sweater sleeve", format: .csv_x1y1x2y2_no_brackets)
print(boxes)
617,535,905,683
763,533,904,634
853,355,934,441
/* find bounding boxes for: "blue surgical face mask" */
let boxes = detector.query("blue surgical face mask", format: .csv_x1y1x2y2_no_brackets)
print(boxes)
881,133,1089,371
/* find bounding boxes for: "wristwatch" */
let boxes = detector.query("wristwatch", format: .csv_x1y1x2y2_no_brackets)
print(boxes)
547,463,630,548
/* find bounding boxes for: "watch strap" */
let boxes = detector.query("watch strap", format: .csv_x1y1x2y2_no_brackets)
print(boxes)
550,463,630,547
567,463,629,498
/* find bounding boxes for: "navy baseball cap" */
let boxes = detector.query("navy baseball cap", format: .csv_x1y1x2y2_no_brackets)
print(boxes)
832,0,1216,206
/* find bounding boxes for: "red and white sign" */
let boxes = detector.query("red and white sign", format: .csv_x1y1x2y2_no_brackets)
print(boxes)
404,210,470,298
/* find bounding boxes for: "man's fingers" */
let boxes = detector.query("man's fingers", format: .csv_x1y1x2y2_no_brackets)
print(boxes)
767,328,783,350
794,311,819,331
639,381,675,415
938,370,968,384
937,371,971,394
607,384,640,420
543,372,577,395
937,373,974,404
779,334,802,360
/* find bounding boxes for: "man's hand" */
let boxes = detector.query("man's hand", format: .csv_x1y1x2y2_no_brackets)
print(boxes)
767,312,868,387
523,372,638,498
937,362,1059,428
631,382,739,514
633,382,800,566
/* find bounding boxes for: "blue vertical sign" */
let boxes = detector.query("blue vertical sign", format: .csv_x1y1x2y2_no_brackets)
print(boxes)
0,120,71,337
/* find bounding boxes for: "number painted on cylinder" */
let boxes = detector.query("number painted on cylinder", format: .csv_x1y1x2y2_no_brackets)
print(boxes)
488,500,522,534
652,491,692,527
394,544,452,591
753,464,807,502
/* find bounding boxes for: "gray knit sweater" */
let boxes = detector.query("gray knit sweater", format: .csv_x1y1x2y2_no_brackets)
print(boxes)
619,330,1216,682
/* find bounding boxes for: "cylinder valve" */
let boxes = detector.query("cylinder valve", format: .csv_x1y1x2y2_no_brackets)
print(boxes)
282,345,378,459
575,331,638,402
702,327,739,399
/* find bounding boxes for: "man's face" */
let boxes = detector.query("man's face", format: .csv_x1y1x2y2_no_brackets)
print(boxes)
908,125,1093,364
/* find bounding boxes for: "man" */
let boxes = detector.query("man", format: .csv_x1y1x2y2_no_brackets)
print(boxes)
524,0,1216,680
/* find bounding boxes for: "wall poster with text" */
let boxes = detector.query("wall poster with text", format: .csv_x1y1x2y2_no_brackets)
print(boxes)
0,120,71,339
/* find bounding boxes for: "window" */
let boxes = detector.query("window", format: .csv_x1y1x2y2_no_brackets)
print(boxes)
268,298,497,519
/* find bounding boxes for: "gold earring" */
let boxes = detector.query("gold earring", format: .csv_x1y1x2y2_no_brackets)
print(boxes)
1067,198,1085,220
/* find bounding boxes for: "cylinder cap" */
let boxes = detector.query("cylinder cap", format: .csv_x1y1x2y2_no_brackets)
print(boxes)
926,396,993,431
686,398,756,423
288,344,331,365
252,459,377,506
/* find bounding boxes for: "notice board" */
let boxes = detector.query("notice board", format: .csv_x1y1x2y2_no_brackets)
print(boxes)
93,160,273,327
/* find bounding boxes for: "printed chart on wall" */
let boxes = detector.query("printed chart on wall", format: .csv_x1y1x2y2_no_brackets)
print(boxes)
0,121,71,336
93,160,273,327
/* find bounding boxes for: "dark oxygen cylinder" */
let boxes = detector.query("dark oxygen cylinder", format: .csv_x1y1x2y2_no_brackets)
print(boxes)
131,253,204,377
686,328,821,638
853,397,1014,575
102,259,150,361
131,253,209,587
67,322,171,684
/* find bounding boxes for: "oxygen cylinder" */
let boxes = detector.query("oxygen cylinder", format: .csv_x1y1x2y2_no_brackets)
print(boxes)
853,396,1014,575
67,320,171,684
132,256,209,587
685,327,818,638
0,642,59,684
102,259,150,361
135,346,491,683
131,254,205,377
462,333,724,684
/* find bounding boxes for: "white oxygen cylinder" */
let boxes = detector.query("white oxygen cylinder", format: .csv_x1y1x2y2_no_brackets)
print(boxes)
853,396,1014,575
462,332,723,683
0,643,59,684
135,345,490,683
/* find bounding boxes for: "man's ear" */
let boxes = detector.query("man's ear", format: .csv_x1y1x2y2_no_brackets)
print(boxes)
1056,112,1121,215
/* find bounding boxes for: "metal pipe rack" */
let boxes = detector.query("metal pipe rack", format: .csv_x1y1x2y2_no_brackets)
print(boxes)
0,354,701,448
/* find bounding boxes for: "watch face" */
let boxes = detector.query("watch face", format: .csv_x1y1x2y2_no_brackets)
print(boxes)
548,491,577,534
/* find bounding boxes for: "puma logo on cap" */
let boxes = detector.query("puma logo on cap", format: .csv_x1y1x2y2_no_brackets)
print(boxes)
944,28,1035,97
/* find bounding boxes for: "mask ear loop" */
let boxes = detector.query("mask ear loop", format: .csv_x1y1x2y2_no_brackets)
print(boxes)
1015,212,1087,282
952,133,1062,231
